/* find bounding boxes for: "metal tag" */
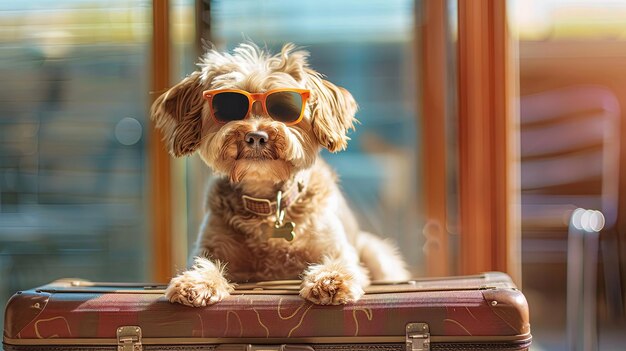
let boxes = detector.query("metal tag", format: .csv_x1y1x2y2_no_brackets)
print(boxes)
264,221,296,241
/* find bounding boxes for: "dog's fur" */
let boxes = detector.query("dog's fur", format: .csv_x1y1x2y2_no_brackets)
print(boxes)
151,42,410,306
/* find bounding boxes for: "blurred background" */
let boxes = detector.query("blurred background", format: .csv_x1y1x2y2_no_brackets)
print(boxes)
1,0,625,350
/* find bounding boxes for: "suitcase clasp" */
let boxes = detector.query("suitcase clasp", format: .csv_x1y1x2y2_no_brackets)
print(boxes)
117,326,142,351
406,322,430,351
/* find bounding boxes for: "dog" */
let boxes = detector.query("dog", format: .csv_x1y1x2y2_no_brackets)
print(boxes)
151,42,410,307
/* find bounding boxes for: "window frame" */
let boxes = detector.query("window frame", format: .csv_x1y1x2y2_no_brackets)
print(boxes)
150,0,522,283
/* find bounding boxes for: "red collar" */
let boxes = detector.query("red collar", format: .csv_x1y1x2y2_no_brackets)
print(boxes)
241,178,306,216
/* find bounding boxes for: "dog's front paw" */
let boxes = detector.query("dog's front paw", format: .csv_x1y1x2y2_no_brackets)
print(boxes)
165,270,233,307
300,266,364,305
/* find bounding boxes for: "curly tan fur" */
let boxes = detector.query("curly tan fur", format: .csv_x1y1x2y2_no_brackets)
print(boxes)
152,42,410,307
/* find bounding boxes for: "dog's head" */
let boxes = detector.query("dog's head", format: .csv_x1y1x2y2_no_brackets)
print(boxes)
151,43,357,183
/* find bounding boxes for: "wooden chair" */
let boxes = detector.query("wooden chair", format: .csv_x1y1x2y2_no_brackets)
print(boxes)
520,85,623,349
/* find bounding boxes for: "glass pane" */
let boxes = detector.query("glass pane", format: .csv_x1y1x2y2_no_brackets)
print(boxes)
206,0,422,272
0,0,151,331
511,0,626,349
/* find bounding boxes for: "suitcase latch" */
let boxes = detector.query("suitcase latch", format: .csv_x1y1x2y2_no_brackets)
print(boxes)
117,326,142,351
406,322,430,351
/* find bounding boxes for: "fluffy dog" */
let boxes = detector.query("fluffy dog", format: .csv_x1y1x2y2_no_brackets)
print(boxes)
151,42,410,307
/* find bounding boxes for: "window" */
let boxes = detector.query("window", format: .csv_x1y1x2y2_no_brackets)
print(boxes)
190,0,425,272
0,0,152,331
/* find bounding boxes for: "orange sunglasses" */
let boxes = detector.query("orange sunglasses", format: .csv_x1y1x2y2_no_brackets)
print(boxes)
202,88,311,125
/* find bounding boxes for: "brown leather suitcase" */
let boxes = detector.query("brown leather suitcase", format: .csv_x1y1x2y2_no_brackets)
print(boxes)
3,272,531,350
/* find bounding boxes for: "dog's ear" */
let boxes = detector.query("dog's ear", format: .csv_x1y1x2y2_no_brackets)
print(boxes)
307,72,358,152
151,71,205,157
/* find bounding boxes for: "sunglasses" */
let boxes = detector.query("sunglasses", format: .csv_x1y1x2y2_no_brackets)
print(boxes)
202,88,311,125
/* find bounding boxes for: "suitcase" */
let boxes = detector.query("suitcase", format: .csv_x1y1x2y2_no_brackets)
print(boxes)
3,272,531,351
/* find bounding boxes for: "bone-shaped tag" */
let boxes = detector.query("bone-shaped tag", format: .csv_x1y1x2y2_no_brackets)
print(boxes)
269,221,296,241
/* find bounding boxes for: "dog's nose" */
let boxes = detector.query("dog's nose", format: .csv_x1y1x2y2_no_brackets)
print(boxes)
245,131,269,148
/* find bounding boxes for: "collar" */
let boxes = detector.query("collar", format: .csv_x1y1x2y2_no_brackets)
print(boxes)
241,177,306,216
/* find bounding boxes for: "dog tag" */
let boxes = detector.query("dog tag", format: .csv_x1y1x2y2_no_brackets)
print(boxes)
262,190,296,241
265,221,296,241
263,222,296,241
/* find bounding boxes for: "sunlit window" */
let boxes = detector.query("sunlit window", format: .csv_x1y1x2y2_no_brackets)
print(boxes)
0,0,151,331
512,0,626,40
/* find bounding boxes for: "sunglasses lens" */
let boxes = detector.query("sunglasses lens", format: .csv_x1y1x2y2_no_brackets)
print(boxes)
266,91,304,123
211,92,249,122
